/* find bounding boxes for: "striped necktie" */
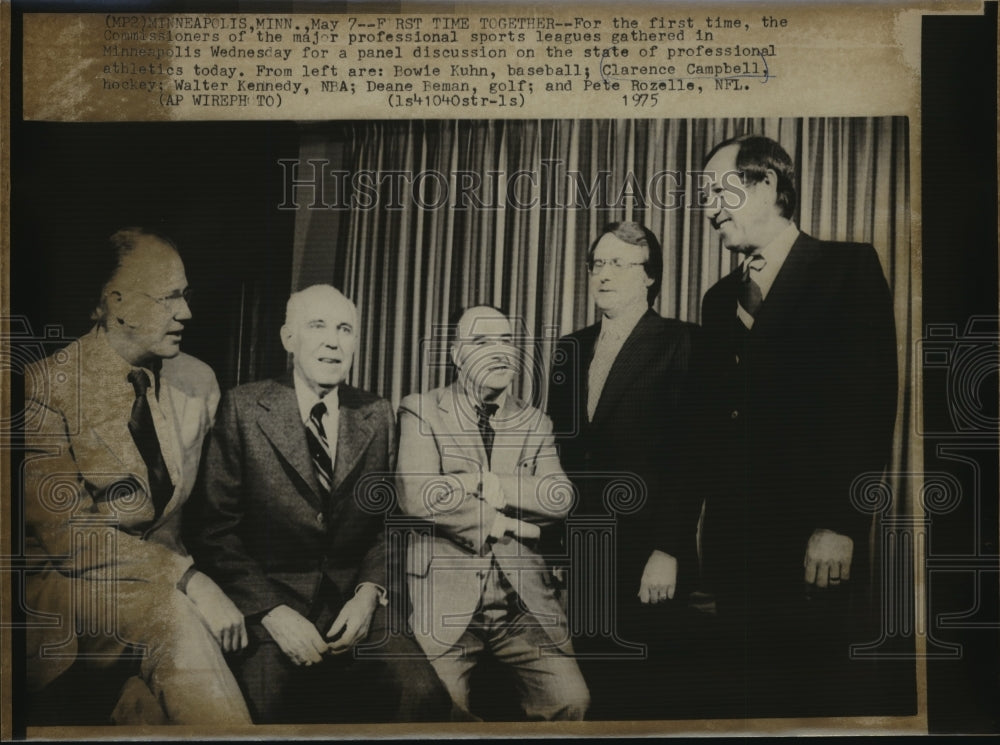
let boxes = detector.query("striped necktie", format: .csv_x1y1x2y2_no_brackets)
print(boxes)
305,401,334,495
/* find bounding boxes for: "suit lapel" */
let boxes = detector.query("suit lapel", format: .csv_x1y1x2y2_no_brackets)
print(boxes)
439,385,489,471
255,378,324,510
330,386,376,497
575,325,600,427
751,233,820,338
78,333,149,479
592,311,672,426
151,378,192,523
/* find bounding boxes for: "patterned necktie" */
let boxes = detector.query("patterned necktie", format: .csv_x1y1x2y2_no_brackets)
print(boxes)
126,369,173,521
305,401,334,495
739,254,767,318
476,402,500,467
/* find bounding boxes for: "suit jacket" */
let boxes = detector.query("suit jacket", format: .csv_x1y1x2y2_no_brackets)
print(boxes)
696,232,898,601
23,327,219,690
396,383,571,659
547,310,699,585
190,376,393,622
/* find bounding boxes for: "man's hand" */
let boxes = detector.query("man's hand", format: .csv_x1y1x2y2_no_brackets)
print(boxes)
261,605,328,666
804,529,854,588
638,550,678,604
325,585,379,655
480,471,505,510
184,571,247,652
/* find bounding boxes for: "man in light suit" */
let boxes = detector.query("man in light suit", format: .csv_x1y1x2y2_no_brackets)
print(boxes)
190,284,447,724
23,228,251,725
547,222,699,719
397,306,589,721
695,134,898,715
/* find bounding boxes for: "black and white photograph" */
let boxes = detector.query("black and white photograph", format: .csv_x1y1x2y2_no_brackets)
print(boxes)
3,0,998,739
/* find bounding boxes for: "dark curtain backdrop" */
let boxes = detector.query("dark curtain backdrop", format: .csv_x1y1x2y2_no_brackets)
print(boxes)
290,117,914,529
292,119,909,431
286,117,920,528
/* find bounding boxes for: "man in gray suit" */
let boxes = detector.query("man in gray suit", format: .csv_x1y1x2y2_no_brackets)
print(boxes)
396,305,589,721
191,284,448,723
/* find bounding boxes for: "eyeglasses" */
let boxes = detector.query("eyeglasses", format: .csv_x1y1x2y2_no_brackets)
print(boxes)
586,258,647,274
136,288,194,307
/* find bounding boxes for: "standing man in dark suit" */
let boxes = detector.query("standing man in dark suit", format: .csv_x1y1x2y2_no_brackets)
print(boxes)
696,134,898,716
547,222,699,719
190,284,448,724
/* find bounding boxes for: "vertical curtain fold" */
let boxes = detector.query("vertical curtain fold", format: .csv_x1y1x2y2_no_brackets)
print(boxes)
293,117,913,517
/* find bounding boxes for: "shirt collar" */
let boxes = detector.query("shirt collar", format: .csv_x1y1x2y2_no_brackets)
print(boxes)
89,326,162,397
599,297,648,342
741,221,799,299
293,369,339,424
454,378,507,417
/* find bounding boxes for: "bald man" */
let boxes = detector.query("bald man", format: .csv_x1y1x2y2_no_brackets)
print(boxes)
397,306,589,721
191,284,448,724
23,228,251,724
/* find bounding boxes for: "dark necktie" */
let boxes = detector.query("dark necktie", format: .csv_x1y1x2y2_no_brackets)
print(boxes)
739,254,767,318
305,401,334,495
127,369,173,521
476,402,500,467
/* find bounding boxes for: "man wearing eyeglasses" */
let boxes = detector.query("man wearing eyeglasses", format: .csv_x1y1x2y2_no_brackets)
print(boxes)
23,227,252,724
547,222,699,720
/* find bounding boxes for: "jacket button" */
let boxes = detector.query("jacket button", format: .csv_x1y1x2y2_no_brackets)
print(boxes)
317,513,325,525
731,410,739,420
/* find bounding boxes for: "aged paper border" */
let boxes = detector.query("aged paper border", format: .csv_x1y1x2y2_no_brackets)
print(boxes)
2,0,995,739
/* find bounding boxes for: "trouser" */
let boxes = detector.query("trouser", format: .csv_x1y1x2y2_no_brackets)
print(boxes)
703,585,891,719
573,594,707,721
77,579,252,725
429,564,589,721
232,592,450,724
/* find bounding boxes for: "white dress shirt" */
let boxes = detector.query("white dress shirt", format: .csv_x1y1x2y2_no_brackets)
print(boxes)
587,297,648,421
737,221,799,330
293,370,339,469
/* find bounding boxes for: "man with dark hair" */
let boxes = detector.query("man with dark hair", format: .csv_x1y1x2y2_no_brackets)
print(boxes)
547,221,699,719
190,284,448,724
397,305,589,721
696,134,898,715
23,228,252,724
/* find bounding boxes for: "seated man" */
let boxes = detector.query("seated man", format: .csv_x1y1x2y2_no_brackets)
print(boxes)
190,284,449,724
23,227,251,725
396,305,589,721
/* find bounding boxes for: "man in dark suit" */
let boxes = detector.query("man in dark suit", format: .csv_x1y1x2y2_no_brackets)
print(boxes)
695,134,898,716
547,222,699,719
191,284,448,724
